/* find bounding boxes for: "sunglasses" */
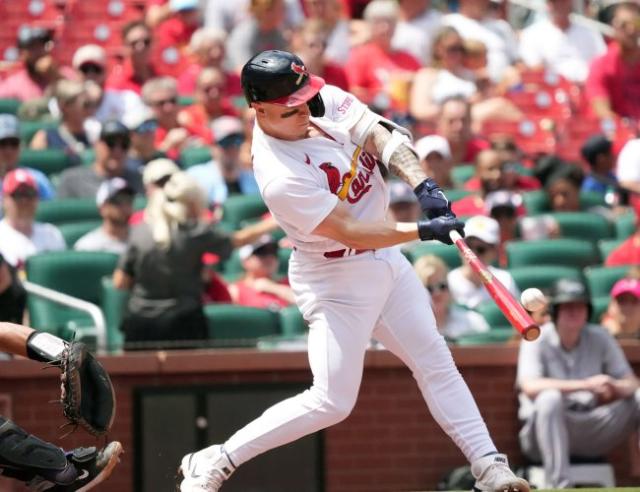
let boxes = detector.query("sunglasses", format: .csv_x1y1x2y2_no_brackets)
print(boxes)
104,137,131,150
150,97,177,108
79,63,104,75
0,138,20,149
426,282,448,294
135,120,158,134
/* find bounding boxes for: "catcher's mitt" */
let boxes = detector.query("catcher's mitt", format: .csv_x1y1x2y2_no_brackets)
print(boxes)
60,342,116,436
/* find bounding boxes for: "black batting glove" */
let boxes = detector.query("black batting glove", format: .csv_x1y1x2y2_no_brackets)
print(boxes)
417,216,465,245
414,178,454,219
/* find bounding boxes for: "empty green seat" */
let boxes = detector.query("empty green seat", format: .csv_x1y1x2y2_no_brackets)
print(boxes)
35,198,100,225
597,239,623,262
444,189,473,202
220,194,268,229
591,296,610,324
179,147,211,168
25,251,119,336
549,212,613,241
451,165,475,186
20,120,58,144
279,305,307,336
409,241,461,269
509,265,582,292
203,304,281,347
506,239,599,269
455,328,514,346
58,220,101,248
584,265,630,298
100,277,128,353
0,98,21,115
614,212,636,239
18,149,76,177
178,95,194,106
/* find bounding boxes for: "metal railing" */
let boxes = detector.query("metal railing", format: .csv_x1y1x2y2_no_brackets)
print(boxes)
23,280,107,355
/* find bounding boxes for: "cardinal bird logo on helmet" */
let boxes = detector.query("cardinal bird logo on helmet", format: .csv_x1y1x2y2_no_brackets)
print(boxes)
291,62,308,85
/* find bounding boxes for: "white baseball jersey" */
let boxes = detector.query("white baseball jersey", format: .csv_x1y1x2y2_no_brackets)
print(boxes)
252,84,389,253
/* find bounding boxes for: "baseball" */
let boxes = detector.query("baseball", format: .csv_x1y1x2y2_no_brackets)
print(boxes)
520,288,547,312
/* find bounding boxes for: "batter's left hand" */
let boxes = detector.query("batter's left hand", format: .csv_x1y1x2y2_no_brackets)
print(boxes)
414,178,455,219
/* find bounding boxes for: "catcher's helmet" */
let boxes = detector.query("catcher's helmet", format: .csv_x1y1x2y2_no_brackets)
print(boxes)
241,50,325,116
549,278,592,321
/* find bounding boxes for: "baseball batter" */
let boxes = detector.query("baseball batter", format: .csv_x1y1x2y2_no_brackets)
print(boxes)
178,50,530,492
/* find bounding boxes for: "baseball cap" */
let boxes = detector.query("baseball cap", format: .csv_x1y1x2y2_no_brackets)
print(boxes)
2,169,37,195
143,158,180,186
170,0,199,11
211,116,244,147
580,134,611,167
72,44,107,69
123,106,156,132
238,235,278,261
96,177,135,206
0,114,19,140
484,191,522,214
464,215,500,245
100,120,129,139
388,181,417,205
611,278,640,299
415,135,451,161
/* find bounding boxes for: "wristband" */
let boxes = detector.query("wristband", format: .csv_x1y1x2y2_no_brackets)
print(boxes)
26,331,67,363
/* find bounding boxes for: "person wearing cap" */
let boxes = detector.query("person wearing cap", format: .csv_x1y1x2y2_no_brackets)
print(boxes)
57,120,143,199
386,181,420,253
580,134,618,195
129,158,181,226
415,134,454,189
447,215,519,309
603,276,640,339
186,116,258,206
74,178,135,254
517,277,640,489
124,107,166,169
451,149,506,217
0,169,65,269
228,235,294,309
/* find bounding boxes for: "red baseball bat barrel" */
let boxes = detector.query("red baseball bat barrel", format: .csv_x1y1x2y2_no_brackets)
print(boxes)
449,231,540,341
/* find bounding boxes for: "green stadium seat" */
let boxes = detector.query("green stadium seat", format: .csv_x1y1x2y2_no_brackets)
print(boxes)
476,301,510,328
409,241,462,269
58,220,102,248
100,277,128,353
614,212,636,239
81,148,95,165
509,265,582,292
451,164,475,186
203,304,281,347
444,189,473,202
25,251,119,336
0,98,21,115
597,239,623,262
133,195,147,211
179,146,211,168
584,265,630,298
20,120,58,144
455,328,514,345
506,239,599,269
220,194,268,229
522,190,608,215
18,149,76,177
279,305,307,336
591,296,610,324
549,212,613,242
178,95,194,106
35,198,100,225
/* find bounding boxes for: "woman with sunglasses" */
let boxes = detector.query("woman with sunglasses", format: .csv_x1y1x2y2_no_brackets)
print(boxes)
414,254,489,341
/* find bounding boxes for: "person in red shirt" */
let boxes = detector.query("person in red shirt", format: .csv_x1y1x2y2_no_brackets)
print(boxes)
107,21,159,94
586,2,640,121
154,0,202,75
178,67,239,144
228,235,294,310
606,200,640,266
437,95,489,164
289,19,349,91
345,0,420,113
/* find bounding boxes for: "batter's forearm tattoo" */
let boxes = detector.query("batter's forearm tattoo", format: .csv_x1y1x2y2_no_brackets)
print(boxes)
370,124,427,189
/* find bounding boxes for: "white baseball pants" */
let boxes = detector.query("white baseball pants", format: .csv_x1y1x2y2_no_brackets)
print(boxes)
223,247,496,466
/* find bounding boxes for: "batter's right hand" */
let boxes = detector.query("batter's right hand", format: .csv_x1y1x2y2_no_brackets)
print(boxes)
417,216,465,245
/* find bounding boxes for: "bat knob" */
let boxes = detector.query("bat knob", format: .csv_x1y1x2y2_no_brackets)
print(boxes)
524,325,541,341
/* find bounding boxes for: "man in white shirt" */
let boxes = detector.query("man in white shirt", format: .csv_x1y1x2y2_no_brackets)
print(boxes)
616,138,640,195
448,215,519,309
392,0,443,65
519,0,605,83
0,169,65,268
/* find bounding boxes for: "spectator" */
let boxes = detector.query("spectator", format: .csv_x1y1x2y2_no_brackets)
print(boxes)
544,163,584,212
0,27,74,101
187,116,258,207
178,68,239,145
302,0,350,65
229,235,294,309
142,77,197,160
155,0,202,71
129,157,180,225
226,0,289,72
517,278,640,489
386,180,420,249
442,0,519,83
0,253,26,324
436,96,489,165
392,0,442,65
414,254,489,341
0,170,65,268
615,136,640,196
123,107,166,169
580,134,618,194
204,0,304,33
602,277,640,340
605,201,640,266
519,0,605,83
74,178,135,254
57,120,143,198
30,79,92,161
586,2,640,120
107,21,159,94
345,0,420,114
112,172,277,348
452,149,507,217
415,134,454,189
177,28,242,97
289,20,349,91
484,190,520,266
0,115,55,202
447,215,519,309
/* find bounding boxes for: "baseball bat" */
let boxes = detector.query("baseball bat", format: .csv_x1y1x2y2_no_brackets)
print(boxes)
449,230,540,341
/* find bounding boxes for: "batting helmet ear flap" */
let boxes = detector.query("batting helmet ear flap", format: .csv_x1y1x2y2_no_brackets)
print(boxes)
307,92,325,117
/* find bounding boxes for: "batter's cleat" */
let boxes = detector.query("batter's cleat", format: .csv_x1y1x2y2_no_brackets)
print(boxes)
32,441,124,492
471,453,530,492
177,445,235,492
